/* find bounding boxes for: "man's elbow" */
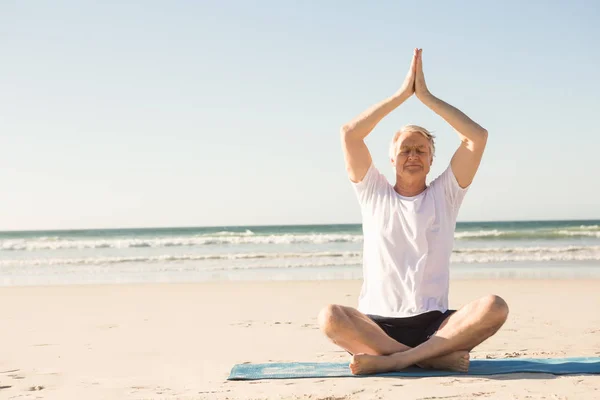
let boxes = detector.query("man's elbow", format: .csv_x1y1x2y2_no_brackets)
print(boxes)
340,124,358,141
479,129,488,147
464,128,488,151
480,128,489,141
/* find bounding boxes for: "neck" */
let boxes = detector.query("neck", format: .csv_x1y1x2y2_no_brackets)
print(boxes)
394,176,427,197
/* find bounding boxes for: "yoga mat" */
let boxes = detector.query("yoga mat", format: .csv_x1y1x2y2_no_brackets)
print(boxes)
228,357,600,380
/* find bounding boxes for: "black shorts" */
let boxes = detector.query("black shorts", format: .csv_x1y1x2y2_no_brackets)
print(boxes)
367,309,456,348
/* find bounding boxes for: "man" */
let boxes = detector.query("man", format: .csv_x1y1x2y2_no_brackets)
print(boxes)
318,48,509,375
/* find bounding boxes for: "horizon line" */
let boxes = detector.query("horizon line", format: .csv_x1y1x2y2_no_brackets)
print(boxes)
1,217,599,234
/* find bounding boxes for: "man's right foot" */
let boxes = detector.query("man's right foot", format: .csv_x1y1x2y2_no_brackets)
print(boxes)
417,350,470,372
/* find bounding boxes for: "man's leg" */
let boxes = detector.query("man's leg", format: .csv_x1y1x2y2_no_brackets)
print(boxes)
318,304,469,371
349,294,509,375
317,304,410,356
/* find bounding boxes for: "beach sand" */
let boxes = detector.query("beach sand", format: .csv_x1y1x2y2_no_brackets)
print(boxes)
1,279,600,399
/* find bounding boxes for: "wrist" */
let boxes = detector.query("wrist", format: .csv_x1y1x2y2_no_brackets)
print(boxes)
393,90,412,103
418,91,435,105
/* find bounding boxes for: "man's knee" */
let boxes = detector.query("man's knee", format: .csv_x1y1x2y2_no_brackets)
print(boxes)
317,304,349,336
480,294,509,326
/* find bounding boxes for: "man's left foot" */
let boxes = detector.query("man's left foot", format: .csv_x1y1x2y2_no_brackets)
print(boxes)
349,353,407,375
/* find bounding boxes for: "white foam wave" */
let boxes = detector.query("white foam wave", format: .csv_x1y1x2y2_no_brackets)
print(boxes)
202,260,360,271
455,230,506,239
571,225,600,231
208,229,255,237
2,226,600,252
454,245,600,254
0,251,362,267
0,234,363,251
2,246,600,270
455,229,600,239
451,245,600,263
556,230,600,238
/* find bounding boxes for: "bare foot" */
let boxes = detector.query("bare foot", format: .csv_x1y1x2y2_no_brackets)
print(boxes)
417,350,470,372
349,353,405,375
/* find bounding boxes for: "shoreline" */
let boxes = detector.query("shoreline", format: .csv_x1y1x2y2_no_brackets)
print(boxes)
3,260,600,288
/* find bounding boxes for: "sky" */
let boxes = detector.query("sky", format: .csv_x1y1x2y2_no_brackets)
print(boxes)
1,1,599,231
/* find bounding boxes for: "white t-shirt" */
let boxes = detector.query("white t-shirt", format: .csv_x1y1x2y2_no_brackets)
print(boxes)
352,163,469,318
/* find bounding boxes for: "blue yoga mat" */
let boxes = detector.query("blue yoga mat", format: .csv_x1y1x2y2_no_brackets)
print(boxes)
228,357,600,380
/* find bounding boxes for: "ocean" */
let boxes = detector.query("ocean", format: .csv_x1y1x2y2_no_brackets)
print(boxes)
1,220,599,286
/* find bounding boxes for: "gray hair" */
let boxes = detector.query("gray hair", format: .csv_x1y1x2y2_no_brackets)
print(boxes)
389,125,436,160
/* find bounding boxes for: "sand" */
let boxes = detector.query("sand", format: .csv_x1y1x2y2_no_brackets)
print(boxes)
1,279,600,399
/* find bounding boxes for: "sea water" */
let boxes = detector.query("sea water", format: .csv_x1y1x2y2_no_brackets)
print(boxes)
1,220,599,286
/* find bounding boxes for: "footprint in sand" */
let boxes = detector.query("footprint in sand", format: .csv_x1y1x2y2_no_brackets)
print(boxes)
503,352,523,358
130,385,174,396
98,324,118,330
1,369,23,389
441,379,460,386
532,351,565,356
154,387,172,395
230,321,253,327
198,389,232,395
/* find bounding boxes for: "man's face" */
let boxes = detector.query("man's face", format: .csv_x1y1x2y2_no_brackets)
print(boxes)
392,131,433,178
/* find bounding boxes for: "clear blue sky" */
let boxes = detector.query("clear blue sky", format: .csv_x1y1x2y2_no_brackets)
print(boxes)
1,1,599,230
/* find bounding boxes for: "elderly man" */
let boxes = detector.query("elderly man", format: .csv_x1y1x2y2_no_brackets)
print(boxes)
318,48,508,375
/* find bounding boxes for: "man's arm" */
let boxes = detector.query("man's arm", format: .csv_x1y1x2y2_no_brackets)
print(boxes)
341,49,418,183
422,95,488,189
415,49,488,189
